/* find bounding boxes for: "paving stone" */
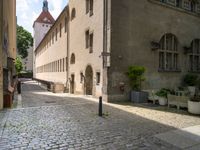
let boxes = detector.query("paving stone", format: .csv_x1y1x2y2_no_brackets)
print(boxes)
0,81,199,149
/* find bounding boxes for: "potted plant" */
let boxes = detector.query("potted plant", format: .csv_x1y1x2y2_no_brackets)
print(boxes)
127,66,147,103
183,74,198,97
156,88,171,106
188,95,200,115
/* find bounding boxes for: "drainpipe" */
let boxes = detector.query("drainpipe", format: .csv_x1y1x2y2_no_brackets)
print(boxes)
66,7,70,93
103,0,108,101
0,0,3,109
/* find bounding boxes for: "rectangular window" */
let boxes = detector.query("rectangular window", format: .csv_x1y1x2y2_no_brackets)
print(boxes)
89,0,93,16
60,23,62,37
65,17,67,33
60,59,62,72
66,57,68,71
96,72,100,85
56,28,58,41
89,33,93,53
80,72,84,83
86,0,90,14
63,58,65,72
52,32,54,44
85,30,89,48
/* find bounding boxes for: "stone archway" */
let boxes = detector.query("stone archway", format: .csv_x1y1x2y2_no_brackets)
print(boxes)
85,65,93,95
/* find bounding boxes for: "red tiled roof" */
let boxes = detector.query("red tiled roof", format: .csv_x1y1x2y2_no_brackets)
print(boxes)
33,11,55,26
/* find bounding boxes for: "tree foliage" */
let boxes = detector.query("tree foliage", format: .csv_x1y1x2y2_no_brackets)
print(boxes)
127,66,146,91
17,25,33,59
15,56,23,75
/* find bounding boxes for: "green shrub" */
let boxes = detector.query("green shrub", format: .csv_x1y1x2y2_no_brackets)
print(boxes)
127,66,146,91
156,88,172,98
183,74,198,86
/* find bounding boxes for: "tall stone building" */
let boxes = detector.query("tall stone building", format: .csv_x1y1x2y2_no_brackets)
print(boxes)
0,0,17,109
33,0,55,78
34,0,200,102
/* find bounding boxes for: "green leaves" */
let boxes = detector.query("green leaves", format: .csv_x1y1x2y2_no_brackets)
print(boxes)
127,66,146,91
15,56,23,75
17,25,33,59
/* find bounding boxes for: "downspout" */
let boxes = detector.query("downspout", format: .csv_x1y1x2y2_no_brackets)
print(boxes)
103,0,108,101
66,7,70,92
0,0,3,109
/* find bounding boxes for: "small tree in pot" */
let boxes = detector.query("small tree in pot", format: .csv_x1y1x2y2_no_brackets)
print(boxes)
127,66,147,103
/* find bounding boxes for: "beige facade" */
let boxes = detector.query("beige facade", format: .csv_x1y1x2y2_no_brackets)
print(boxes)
0,0,17,109
68,0,103,96
34,0,200,102
35,7,68,85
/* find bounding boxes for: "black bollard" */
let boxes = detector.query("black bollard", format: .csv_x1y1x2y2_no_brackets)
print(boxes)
17,81,21,94
99,96,103,116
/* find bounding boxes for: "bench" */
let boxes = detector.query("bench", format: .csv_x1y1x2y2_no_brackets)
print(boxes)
167,94,189,109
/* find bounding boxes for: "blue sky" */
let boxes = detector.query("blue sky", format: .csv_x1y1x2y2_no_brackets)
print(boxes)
16,0,69,35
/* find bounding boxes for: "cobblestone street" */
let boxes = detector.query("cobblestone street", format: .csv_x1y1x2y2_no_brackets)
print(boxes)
0,80,200,150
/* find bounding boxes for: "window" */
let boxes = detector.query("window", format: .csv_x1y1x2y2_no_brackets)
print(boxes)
90,0,93,16
176,0,182,7
191,1,196,12
71,8,76,20
56,28,58,41
60,23,62,37
80,72,84,83
86,0,93,16
60,59,62,72
70,53,75,64
63,58,65,72
85,30,89,48
65,17,67,33
86,0,90,14
66,57,68,71
89,33,93,53
96,72,100,85
159,33,179,71
52,32,54,44
189,39,200,72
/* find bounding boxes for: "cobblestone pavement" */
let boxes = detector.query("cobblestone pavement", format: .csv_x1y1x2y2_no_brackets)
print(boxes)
0,80,200,150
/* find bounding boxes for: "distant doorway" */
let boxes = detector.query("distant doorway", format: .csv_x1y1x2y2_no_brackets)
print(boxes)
70,74,75,94
85,65,93,95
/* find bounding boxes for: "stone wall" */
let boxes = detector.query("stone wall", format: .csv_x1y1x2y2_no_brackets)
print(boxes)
108,0,200,102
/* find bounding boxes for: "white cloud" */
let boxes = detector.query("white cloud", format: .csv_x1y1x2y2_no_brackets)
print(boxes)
48,0,63,19
16,0,29,12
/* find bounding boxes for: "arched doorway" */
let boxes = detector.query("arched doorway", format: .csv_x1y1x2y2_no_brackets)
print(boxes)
85,65,93,95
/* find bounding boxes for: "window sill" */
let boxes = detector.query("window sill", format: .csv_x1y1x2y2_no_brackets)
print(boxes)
148,0,200,18
188,71,200,73
158,69,181,72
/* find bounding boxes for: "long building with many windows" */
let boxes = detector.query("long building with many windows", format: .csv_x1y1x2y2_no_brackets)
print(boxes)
34,0,200,102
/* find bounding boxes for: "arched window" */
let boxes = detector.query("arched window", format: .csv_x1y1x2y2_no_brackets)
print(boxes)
189,39,200,72
191,1,196,12
71,8,76,20
159,33,179,71
70,53,75,64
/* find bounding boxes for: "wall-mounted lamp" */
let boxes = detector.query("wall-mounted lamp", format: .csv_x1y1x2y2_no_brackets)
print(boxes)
151,41,160,51
183,46,192,54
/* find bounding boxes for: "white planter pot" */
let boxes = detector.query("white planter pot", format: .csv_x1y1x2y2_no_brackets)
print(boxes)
158,97,167,106
188,100,200,115
188,86,196,97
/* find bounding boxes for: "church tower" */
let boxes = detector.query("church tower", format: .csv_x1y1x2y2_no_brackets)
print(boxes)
33,0,55,77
